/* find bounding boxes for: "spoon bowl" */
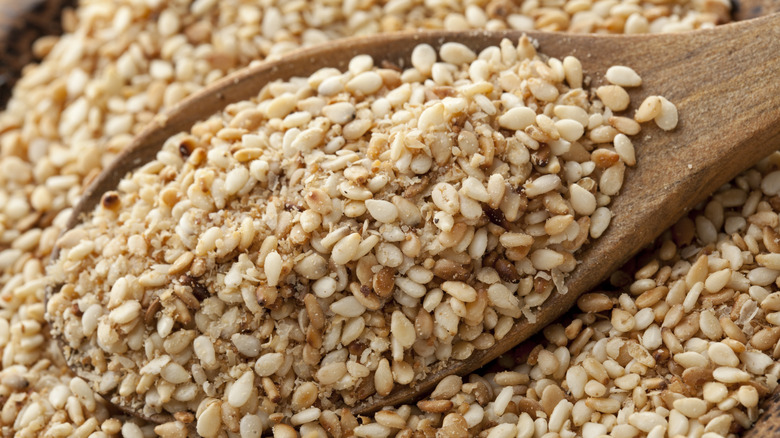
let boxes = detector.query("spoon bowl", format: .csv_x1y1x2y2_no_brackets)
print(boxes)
48,13,780,421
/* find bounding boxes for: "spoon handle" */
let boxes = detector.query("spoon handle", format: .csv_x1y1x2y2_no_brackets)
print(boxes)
734,0,780,20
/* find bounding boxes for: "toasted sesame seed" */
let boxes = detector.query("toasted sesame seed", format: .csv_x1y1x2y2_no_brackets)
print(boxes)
596,85,630,112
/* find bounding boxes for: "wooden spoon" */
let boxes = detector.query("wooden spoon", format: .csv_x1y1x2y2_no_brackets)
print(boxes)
734,0,780,20
48,13,780,421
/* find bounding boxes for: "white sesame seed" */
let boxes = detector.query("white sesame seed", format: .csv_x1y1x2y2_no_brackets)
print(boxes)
254,353,284,377
654,96,678,131
441,281,478,303
264,251,282,287
346,71,383,95
498,106,536,130
605,66,642,87
411,44,437,75
439,42,477,65
569,183,597,216
524,174,561,197
712,366,751,383
330,296,366,317
227,371,254,407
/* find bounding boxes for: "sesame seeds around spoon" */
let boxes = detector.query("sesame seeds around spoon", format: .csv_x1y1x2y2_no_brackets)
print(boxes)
45,13,780,425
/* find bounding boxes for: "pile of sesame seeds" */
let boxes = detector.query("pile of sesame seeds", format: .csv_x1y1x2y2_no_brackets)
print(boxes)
3,0,777,437
47,34,676,432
